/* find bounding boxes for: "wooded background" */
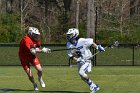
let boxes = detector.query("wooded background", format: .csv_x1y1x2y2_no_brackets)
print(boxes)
0,0,140,44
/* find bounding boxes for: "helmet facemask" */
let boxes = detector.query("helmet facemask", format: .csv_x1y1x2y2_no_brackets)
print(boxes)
31,33,40,41
28,27,40,41
66,28,79,44
67,34,74,40
66,33,78,44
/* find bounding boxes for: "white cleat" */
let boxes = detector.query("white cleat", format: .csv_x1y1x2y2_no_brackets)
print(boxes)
90,84,99,93
38,78,46,88
40,82,45,88
90,91,95,93
34,83,39,91
34,87,39,91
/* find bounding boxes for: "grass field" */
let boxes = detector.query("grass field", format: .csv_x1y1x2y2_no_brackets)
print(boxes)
0,66,140,93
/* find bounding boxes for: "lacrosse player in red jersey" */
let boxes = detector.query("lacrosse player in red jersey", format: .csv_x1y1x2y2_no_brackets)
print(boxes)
66,28,105,93
18,27,51,91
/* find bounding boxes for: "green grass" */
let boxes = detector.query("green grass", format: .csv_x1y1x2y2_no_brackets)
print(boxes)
0,66,140,93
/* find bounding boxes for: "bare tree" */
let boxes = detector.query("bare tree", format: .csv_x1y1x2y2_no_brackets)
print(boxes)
21,0,41,29
0,0,1,13
76,0,80,28
87,0,96,38
37,2,51,43
6,0,12,13
96,0,132,37
119,0,130,37
20,0,30,33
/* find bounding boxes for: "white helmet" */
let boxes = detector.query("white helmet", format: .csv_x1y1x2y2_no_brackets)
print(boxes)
66,28,79,40
28,27,40,35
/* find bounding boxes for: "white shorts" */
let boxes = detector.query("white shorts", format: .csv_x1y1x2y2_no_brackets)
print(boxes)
77,61,92,73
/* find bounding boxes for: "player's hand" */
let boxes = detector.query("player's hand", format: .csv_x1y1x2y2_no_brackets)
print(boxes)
42,47,51,53
77,57,85,64
30,48,36,55
96,45,105,52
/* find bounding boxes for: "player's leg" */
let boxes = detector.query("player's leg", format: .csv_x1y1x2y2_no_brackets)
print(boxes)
21,62,39,91
78,62,99,93
32,57,45,88
25,68,39,90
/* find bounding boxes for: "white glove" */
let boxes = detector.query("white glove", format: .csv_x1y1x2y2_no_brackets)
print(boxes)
77,57,85,64
30,48,36,55
96,45,105,52
42,47,51,53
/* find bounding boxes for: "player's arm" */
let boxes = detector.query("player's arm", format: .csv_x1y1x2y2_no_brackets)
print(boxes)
92,42,98,48
24,39,38,55
30,47,42,53
70,56,78,62
30,47,51,55
85,38,105,52
67,49,77,62
70,56,85,64
32,40,51,54
92,42,105,52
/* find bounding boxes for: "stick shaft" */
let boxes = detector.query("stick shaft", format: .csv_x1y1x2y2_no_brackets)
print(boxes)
52,48,77,52
51,48,69,52
89,43,113,59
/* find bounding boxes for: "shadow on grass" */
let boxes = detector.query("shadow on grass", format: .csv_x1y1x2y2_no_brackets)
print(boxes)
0,88,89,93
0,88,33,92
40,90,89,93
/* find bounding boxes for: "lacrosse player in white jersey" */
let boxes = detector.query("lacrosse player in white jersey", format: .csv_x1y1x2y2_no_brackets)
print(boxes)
66,28,105,93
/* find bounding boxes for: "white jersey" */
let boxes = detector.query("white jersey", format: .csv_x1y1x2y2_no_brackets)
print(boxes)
66,38,93,61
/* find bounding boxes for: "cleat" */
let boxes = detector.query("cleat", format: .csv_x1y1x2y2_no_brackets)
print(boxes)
34,87,39,91
34,83,39,91
40,82,45,88
90,84,99,93
38,78,46,88
90,91,95,93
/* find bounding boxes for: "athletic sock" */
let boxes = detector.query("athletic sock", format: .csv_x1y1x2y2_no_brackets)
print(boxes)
88,79,96,87
33,83,39,90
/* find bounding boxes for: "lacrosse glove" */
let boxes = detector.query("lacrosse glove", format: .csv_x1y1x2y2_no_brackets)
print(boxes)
77,57,86,65
75,50,82,57
96,45,105,52
42,47,51,53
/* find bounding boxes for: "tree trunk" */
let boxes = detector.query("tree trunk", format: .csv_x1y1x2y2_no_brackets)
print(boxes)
0,0,1,13
87,0,95,38
6,0,12,13
20,0,24,34
76,0,80,28
63,0,71,11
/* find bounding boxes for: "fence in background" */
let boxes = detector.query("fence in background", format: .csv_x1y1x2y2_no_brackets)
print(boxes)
0,44,69,66
0,44,140,66
93,44,140,66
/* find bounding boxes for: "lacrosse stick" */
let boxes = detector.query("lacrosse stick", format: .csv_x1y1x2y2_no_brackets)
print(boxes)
51,48,75,52
51,48,77,52
51,46,83,52
88,41,119,60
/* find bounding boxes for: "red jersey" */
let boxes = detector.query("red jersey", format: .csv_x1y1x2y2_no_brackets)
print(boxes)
18,35,40,61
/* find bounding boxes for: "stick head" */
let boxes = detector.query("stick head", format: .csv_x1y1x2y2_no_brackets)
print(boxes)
114,41,119,47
